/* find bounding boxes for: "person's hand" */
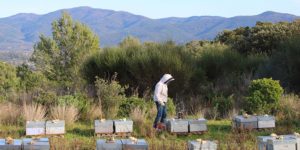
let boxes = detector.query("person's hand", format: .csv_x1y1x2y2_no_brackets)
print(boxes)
159,101,165,106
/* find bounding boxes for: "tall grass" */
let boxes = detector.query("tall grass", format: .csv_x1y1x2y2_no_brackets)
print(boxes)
22,103,46,121
49,105,79,124
0,103,22,125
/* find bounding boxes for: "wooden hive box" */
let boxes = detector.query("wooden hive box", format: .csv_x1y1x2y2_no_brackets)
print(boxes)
23,138,50,150
258,136,274,150
0,139,22,149
95,120,114,134
233,115,258,130
114,120,133,133
188,140,217,150
26,121,46,136
121,139,148,150
267,136,297,150
188,118,207,132
96,139,122,150
46,120,65,135
166,119,189,133
256,115,275,129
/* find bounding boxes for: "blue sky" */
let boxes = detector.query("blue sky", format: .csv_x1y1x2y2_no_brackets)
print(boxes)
1,0,300,18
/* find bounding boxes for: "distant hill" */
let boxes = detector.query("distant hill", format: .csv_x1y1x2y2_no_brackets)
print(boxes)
0,6,299,52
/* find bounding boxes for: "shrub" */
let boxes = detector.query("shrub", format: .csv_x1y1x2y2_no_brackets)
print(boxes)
57,93,91,113
118,96,145,117
245,78,283,114
22,103,46,121
166,98,176,117
212,94,233,118
49,104,79,124
33,90,57,106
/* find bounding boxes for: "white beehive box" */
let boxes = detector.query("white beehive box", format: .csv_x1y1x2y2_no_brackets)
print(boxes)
46,120,65,135
95,120,114,134
26,120,46,136
188,140,217,150
267,136,297,150
96,139,122,150
258,136,274,150
256,115,275,129
188,118,207,132
114,119,133,133
233,115,258,130
0,139,22,149
23,138,50,150
121,139,148,150
166,119,189,133
296,136,300,150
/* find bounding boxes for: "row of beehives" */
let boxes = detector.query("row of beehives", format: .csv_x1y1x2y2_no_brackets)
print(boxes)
96,138,148,150
165,118,207,133
258,133,300,150
0,138,50,150
26,120,65,136
232,114,275,130
95,119,133,134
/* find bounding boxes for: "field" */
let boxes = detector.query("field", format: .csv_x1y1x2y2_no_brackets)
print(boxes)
0,119,299,150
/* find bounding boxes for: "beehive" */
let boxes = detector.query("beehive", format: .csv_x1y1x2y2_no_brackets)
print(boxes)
114,119,133,133
26,120,46,136
256,115,275,129
267,136,297,150
258,136,274,150
188,118,207,132
96,139,122,150
46,120,65,135
23,138,50,150
95,120,114,134
233,115,258,130
0,139,22,149
166,119,189,133
121,139,148,150
188,140,217,150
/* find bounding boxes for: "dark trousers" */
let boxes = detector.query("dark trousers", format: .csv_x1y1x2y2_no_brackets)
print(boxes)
153,101,167,128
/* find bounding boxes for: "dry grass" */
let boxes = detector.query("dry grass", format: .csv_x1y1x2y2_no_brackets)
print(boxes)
49,105,79,124
85,104,103,122
276,94,300,120
0,103,22,125
130,107,146,124
22,103,46,121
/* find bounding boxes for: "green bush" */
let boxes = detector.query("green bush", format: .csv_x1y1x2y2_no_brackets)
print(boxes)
118,96,145,117
33,90,57,106
57,93,91,113
245,78,283,114
166,98,176,117
212,94,233,118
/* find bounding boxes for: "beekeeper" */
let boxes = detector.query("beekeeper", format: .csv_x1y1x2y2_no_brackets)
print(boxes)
153,74,175,129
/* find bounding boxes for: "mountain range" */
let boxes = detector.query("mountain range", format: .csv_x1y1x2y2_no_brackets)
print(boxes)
0,6,299,52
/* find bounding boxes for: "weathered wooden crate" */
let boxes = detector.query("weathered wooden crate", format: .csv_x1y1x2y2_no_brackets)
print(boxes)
256,115,275,129
26,121,46,136
46,120,65,135
121,139,148,150
267,137,297,150
95,120,114,134
23,138,50,150
114,120,133,133
96,139,122,150
233,115,258,130
166,119,189,133
188,118,207,132
188,140,217,150
0,139,22,149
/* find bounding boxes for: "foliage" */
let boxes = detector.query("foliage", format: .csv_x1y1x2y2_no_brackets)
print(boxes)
119,36,141,48
57,93,91,114
216,20,300,55
166,98,176,117
33,90,57,106
30,12,100,89
118,96,145,117
245,78,283,114
212,94,233,118
0,60,19,94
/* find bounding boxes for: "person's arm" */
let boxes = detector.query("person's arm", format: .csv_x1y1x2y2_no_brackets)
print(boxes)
155,84,165,106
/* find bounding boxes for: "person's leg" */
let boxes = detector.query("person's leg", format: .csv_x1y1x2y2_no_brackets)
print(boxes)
153,101,163,128
160,102,167,123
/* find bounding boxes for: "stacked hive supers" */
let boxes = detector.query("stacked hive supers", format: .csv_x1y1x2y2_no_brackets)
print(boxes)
26,120,65,136
94,119,133,135
166,118,207,134
232,115,275,130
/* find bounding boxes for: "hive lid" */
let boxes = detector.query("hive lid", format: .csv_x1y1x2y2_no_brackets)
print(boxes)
256,115,275,121
234,115,258,122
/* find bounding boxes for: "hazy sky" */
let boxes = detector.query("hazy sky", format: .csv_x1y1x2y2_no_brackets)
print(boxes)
1,0,300,18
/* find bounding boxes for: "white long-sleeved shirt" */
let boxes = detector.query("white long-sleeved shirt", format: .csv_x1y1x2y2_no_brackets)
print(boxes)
154,74,174,103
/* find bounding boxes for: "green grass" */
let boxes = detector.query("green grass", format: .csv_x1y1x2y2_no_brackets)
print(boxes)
0,120,299,150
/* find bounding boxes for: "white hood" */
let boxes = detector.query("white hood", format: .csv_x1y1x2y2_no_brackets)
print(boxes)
154,74,174,103
159,74,174,84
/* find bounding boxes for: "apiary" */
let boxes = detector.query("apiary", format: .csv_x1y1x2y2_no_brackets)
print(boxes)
45,120,65,135
256,115,275,129
166,119,189,133
23,138,50,150
188,118,207,132
188,140,217,150
95,120,114,134
26,120,46,136
0,138,22,149
233,115,258,130
114,119,133,133
96,139,122,150
121,139,148,150
267,136,297,150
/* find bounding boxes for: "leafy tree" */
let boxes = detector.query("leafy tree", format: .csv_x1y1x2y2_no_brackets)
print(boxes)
119,36,141,48
30,12,100,89
0,60,19,94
